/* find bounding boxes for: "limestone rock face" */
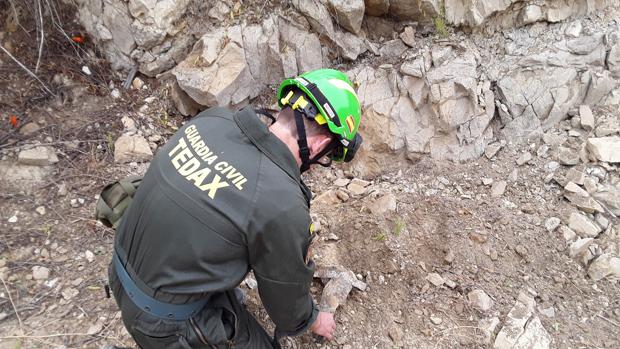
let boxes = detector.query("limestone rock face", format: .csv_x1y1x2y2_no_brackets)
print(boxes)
349,44,496,175
364,0,388,16
327,0,365,34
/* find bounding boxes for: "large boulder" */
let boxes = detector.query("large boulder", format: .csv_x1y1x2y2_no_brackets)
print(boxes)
292,0,366,60
75,0,192,74
364,0,388,16
173,27,255,107
326,0,365,34
349,46,495,175
390,0,439,20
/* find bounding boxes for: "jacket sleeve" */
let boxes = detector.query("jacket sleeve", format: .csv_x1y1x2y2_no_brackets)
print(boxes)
248,205,318,336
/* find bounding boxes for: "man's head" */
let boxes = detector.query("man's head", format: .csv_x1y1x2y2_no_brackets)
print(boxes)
276,69,363,172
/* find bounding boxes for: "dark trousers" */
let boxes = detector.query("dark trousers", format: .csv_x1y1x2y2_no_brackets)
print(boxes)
109,264,277,348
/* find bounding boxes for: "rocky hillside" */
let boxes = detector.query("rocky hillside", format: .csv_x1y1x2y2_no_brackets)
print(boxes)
74,0,620,176
0,1,619,348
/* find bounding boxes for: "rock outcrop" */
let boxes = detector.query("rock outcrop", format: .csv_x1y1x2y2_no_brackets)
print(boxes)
74,0,620,177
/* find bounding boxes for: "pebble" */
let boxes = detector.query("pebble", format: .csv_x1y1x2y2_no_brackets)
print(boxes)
514,244,528,257
468,289,494,312
32,266,50,280
485,142,502,159
544,217,561,232
430,315,443,325
491,180,507,197
444,249,455,264
110,89,121,99
8,215,18,223
85,250,95,263
545,161,560,172
425,273,444,287
347,179,370,195
516,152,532,165
57,183,68,196
334,178,350,187
325,233,340,241
61,287,79,300
539,306,556,318
132,77,145,90
336,190,349,202
388,325,404,342
36,206,46,215
19,122,41,135
481,177,494,186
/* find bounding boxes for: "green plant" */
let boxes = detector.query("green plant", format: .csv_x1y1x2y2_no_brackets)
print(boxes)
106,132,114,152
373,232,387,241
393,219,405,236
433,0,449,38
41,224,53,237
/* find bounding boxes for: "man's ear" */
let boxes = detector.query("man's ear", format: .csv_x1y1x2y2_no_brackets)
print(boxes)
309,134,333,158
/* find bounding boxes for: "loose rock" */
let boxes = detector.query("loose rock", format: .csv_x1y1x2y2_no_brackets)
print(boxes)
399,26,416,47
348,179,370,195
491,180,507,197
114,134,153,163
35,206,46,215
425,272,444,287
587,253,620,281
61,287,79,300
18,147,59,166
544,217,561,232
32,266,50,280
494,290,550,349
586,137,620,163
557,146,580,165
369,193,397,215
19,122,41,135
568,238,594,258
567,212,602,237
468,289,494,312
516,152,532,166
579,105,595,131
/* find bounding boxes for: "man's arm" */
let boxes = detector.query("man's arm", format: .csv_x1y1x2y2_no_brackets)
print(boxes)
248,205,318,336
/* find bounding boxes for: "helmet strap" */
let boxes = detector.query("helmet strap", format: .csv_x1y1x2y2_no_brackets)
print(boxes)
293,108,312,173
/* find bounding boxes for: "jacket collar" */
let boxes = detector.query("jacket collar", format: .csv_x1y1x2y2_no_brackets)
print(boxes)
234,107,301,182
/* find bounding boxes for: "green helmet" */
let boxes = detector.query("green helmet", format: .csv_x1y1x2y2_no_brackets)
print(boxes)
277,69,362,164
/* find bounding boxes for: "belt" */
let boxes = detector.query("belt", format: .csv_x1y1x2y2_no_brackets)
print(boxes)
113,252,209,320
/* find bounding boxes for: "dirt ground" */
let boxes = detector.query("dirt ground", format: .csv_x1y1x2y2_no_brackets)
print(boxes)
1,2,619,349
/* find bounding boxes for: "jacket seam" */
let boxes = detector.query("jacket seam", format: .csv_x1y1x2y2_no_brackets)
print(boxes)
242,153,263,244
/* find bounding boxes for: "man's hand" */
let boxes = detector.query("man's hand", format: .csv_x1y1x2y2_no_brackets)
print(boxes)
310,311,336,340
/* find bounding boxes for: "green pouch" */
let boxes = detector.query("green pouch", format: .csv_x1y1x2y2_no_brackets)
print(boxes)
95,176,142,229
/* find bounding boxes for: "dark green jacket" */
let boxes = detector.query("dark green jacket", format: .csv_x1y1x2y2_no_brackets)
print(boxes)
114,107,318,335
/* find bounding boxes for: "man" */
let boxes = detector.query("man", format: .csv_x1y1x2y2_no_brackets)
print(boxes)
108,68,362,348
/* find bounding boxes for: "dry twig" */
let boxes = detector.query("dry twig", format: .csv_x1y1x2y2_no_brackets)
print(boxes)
0,44,55,96
35,0,45,73
0,275,24,334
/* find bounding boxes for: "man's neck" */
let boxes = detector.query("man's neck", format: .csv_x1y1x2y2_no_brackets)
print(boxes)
269,122,302,167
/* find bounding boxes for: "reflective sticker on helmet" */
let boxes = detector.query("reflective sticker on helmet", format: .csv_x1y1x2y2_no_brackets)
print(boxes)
323,103,336,118
345,115,355,134
341,139,350,146
328,78,359,104
296,77,309,86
